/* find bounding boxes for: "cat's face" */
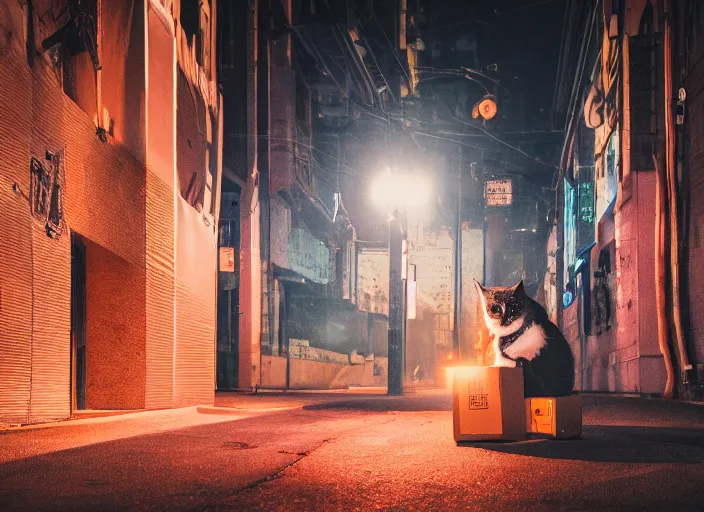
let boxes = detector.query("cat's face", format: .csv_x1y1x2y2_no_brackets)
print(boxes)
474,280,528,335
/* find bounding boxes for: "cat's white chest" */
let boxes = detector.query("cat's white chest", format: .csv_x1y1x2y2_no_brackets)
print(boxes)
502,323,548,361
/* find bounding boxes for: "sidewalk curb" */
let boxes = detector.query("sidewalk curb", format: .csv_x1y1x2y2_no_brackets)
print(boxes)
0,406,199,432
197,405,303,415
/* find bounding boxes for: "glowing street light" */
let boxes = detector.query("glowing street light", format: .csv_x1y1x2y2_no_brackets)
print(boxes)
370,169,432,396
370,171,431,210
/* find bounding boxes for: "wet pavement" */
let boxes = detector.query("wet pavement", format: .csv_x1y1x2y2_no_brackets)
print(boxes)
1,389,703,511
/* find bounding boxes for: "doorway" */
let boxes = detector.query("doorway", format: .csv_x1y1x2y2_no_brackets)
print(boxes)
71,235,87,410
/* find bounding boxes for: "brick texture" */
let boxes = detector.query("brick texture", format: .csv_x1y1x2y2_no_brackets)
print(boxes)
0,1,218,424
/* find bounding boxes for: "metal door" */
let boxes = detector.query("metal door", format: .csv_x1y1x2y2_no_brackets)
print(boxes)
71,235,87,410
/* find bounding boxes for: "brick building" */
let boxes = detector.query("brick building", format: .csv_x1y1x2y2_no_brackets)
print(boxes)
0,0,222,425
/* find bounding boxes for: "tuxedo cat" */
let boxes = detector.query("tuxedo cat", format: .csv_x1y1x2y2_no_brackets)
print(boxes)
474,280,575,398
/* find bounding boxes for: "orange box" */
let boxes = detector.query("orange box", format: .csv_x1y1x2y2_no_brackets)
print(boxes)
453,366,526,442
525,394,582,439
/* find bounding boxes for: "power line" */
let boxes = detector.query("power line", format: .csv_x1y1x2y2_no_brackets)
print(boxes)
493,0,560,16
450,114,557,169
415,73,490,94
225,132,372,181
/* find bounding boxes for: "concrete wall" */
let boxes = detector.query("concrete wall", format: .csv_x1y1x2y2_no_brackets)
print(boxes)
459,226,485,363
260,356,375,390
0,1,148,425
239,176,262,389
144,0,176,409
357,249,389,316
268,8,296,197
85,240,146,410
355,221,476,384
406,223,454,382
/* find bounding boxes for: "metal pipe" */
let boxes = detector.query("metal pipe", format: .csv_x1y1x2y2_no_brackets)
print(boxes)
663,0,691,377
654,154,674,398
387,207,404,395
452,148,463,361
399,0,407,50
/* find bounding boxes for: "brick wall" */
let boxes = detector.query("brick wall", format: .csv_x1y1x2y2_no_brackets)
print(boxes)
0,2,147,424
0,3,38,425
144,5,176,409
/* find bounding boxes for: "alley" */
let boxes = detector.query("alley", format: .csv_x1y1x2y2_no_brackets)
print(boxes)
1,390,703,511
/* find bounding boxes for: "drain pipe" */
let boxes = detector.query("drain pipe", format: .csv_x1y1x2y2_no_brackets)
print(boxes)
664,0,691,381
654,154,674,398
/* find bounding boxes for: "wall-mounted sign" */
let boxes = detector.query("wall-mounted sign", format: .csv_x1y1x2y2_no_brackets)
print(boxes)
485,179,512,206
406,280,417,320
219,247,236,273
402,239,408,280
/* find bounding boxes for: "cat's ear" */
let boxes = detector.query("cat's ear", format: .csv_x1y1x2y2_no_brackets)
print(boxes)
474,279,488,307
511,280,525,295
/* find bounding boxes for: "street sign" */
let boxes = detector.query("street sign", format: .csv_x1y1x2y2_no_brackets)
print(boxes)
219,247,236,273
485,179,513,206
407,280,417,320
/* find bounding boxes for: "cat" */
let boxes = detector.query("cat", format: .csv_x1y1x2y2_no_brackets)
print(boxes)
474,279,575,398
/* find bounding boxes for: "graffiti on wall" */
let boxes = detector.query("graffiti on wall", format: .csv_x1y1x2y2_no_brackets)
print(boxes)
288,228,333,284
29,150,65,238
357,250,389,315
409,228,454,314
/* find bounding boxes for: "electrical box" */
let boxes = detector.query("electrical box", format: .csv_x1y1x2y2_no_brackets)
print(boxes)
525,394,582,439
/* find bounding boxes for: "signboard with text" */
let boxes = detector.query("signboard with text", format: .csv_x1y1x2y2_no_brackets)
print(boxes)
219,247,236,273
485,179,513,206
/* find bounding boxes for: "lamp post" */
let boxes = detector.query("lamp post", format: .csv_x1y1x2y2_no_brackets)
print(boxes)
387,207,405,395
452,153,463,362
371,171,430,396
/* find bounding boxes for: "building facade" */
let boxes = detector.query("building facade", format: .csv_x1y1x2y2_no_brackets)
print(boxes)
552,0,703,398
0,0,222,426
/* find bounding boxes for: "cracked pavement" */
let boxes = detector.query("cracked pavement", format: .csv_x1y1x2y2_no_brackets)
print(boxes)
1,389,703,511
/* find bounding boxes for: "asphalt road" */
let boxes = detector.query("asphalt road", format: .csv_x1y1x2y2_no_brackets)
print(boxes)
1,390,703,511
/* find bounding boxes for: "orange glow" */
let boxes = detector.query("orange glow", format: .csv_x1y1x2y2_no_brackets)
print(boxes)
444,365,488,389
444,367,454,389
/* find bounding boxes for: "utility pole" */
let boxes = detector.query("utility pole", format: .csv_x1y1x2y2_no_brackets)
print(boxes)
388,207,405,395
452,148,463,361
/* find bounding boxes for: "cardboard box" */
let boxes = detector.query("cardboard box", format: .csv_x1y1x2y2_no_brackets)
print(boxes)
453,366,526,442
525,394,582,439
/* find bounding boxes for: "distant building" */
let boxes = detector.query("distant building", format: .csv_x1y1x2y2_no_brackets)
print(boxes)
215,0,399,391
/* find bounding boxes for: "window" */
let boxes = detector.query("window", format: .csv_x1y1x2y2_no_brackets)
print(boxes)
181,0,210,73
40,0,99,114
217,0,242,70
630,2,661,172
563,178,577,306
604,131,619,204
596,129,619,221
200,8,211,74
180,0,200,42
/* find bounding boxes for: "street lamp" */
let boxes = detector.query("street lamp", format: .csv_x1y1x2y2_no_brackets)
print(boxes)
371,170,431,396
371,172,431,210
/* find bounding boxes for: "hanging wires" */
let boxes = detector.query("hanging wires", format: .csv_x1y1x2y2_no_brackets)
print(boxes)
554,0,599,190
